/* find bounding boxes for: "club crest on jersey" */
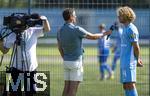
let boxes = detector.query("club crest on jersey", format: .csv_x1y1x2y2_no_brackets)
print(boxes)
131,33,136,38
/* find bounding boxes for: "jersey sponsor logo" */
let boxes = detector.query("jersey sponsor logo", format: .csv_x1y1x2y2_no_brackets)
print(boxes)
121,44,127,47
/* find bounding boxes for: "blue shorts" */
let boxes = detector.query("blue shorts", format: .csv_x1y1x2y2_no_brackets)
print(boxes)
120,67,136,83
99,48,109,63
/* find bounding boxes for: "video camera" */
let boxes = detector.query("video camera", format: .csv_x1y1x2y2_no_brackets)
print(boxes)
3,13,43,32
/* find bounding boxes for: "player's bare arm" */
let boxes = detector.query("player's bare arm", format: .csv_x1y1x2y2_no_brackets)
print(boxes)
103,30,112,36
132,42,143,67
85,30,112,40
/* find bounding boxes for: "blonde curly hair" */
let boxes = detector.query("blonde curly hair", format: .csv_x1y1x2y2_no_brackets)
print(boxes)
117,6,136,22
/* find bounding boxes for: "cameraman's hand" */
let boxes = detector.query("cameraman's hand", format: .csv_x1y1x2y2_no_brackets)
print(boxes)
40,16,51,32
40,16,48,20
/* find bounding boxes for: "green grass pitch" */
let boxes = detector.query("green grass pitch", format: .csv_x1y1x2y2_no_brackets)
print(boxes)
0,46,149,96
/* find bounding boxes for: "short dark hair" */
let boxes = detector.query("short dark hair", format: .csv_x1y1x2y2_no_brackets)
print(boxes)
62,8,75,21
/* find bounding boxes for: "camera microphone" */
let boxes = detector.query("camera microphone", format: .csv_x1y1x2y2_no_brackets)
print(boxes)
106,34,110,40
30,13,40,19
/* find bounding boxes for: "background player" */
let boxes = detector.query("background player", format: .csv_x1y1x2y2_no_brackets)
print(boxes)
97,23,113,80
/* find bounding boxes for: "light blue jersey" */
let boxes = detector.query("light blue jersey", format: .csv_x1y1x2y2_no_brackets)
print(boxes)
98,34,110,62
98,30,110,51
120,23,139,83
57,23,88,61
98,30,111,62
97,30,112,80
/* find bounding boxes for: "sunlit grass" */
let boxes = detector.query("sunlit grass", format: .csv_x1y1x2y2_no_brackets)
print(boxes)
0,46,149,96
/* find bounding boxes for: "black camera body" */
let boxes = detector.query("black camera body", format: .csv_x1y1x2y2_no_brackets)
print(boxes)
3,13,43,32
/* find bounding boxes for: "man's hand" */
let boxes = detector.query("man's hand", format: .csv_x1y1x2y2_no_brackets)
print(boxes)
103,30,112,36
40,16,48,20
137,58,143,67
40,15,51,32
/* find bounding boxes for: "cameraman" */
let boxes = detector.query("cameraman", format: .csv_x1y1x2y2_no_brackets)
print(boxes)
0,14,50,96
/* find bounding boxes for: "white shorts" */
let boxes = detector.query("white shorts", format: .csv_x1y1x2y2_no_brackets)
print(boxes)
63,59,83,81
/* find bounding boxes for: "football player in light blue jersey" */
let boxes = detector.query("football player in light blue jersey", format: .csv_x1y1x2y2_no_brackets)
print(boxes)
98,23,113,80
117,6,143,96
